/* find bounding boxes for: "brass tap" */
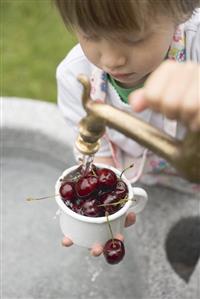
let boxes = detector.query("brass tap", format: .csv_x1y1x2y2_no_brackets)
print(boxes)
76,75,200,183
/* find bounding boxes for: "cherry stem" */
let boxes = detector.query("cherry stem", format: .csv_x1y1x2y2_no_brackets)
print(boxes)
105,211,114,244
91,169,97,176
98,195,129,207
120,163,134,179
60,176,80,182
26,194,59,202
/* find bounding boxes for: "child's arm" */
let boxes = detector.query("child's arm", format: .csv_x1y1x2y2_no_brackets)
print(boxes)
129,60,200,131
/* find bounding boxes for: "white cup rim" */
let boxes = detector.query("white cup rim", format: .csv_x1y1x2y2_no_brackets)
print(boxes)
55,163,134,223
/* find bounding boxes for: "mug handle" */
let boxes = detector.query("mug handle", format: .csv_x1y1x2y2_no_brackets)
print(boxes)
128,187,148,214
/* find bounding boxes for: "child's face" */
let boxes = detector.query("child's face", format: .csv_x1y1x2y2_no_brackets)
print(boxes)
76,18,176,88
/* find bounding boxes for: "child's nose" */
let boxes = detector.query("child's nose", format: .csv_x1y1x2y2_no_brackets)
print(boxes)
100,48,126,71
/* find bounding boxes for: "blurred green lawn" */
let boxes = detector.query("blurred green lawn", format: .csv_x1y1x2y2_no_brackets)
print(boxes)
1,0,77,102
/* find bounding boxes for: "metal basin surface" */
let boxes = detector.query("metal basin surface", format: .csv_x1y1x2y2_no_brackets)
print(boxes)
1,98,199,299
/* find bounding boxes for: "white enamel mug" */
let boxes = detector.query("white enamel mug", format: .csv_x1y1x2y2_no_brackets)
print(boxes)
55,163,148,248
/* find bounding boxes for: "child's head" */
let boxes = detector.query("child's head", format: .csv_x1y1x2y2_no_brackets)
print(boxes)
55,0,200,88
55,0,199,35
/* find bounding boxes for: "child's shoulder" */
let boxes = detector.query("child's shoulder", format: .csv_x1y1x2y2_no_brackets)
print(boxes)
184,9,200,62
56,44,93,81
185,8,200,30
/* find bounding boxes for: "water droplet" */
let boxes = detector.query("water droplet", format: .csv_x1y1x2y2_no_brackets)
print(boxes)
52,209,61,220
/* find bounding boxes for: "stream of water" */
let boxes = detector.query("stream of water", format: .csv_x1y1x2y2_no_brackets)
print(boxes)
81,154,94,175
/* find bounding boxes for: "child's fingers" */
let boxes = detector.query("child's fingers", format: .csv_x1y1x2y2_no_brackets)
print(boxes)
90,213,137,257
62,236,73,247
128,88,148,112
124,212,136,227
114,233,124,242
90,234,125,257
129,61,177,113
180,70,200,129
90,244,104,256
142,61,200,121
142,60,176,112
62,238,103,256
151,63,196,120
130,61,200,130
62,213,136,255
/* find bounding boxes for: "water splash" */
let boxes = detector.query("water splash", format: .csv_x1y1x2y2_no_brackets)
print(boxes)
52,209,61,220
91,271,101,282
85,256,103,283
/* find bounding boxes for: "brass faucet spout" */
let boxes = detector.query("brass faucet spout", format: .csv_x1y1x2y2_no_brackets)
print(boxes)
86,101,180,163
76,75,200,183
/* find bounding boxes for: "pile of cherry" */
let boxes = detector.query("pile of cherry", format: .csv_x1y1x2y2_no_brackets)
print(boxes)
59,164,128,217
59,164,128,264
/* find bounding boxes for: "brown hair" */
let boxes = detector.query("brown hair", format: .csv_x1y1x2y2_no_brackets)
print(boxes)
54,0,200,35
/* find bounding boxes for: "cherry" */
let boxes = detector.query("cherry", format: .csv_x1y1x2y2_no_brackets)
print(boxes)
97,168,117,191
59,181,75,202
103,239,125,264
71,203,83,214
100,191,121,215
57,164,129,217
80,198,104,217
75,175,99,198
115,179,128,198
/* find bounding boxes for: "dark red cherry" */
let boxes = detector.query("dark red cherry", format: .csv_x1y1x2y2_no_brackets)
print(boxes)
75,175,99,198
103,239,125,264
80,198,104,217
97,168,117,190
115,179,128,198
100,191,120,215
71,202,83,214
59,181,75,202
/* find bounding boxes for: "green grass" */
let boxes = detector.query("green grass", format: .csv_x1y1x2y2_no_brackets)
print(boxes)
1,0,77,102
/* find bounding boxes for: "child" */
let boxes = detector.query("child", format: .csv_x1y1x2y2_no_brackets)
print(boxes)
54,0,200,256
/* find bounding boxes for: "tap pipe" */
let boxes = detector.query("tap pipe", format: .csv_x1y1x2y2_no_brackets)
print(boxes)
86,101,180,163
77,75,200,183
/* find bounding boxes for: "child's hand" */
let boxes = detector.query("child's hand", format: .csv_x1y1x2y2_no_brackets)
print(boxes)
62,156,133,256
62,212,136,256
129,61,200,131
